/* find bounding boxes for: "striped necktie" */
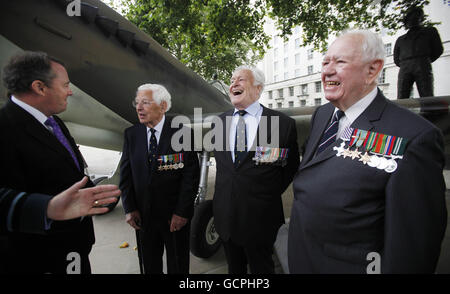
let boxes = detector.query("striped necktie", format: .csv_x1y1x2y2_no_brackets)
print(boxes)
316,110,345,154
44,117,80,170
234,110,247,167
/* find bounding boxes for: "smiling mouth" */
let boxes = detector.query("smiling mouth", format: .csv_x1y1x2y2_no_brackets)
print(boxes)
232,89,243,96
325,81,341,86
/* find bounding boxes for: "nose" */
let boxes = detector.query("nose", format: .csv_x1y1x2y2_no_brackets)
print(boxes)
67,88,73,96
322,63,336,78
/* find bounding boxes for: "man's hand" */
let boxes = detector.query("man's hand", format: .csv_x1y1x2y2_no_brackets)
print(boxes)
126,210,142,230
46,176,120,220
169,214,188,232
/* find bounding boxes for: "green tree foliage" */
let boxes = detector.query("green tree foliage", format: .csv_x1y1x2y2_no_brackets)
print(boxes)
116,0,432,81
267,0,434,51
120,0,269,82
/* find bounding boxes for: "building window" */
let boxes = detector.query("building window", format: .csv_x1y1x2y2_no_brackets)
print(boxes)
378,68,386,84
284,57,288,68
277,102,282,108
300,99,306,106
278,88,284,98
295,69,301,77
274,48,278,60
274,61,278,72
295,54,300,65
315,98,322,106
284,43,289,54
301,84,308,95
268,91,273,99
295,38,301,50
315,81,322,92
274,75,278,82
268,103,273,109
284,72,289,80
384,43,392,56
307,65,314,75
288,101,294,108
289,86,294,96
274,36,279,46
307,49,314,60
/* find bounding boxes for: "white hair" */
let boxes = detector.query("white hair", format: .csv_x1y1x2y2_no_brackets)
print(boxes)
137,83,172,111
339,29,386,63
233,65,265,95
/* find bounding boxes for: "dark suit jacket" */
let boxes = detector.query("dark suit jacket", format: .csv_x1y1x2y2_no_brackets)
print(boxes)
119,115,200,227
0,187,52,234
0,99,95,272
213,106,300,247
288,89,447,273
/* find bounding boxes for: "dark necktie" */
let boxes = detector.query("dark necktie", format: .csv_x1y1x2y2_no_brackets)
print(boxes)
316,110,345,154
148,128,158,168
44,117,80,170
234,110,247,167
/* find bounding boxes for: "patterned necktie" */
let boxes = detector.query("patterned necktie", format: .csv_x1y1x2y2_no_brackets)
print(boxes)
148,128,158,168
44,117,80,170
316,110,345,154
234,110,247,167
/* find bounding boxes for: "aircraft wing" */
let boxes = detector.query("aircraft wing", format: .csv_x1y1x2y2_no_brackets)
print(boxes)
1,0,449,159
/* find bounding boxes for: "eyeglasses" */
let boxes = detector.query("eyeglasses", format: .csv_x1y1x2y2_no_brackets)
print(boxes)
132,100,157,107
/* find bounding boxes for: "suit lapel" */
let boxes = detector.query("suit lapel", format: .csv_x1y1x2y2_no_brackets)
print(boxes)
156,116,172,157
7,101,81,171
219,110,234,169
301,89,387,170
301,103,335,167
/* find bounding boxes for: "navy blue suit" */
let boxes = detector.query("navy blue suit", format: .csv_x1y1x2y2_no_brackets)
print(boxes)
288,89,447,273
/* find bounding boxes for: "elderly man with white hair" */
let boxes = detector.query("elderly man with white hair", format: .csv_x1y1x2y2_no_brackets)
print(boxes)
288,29,447,274
119,83,199,274
212,65,300,274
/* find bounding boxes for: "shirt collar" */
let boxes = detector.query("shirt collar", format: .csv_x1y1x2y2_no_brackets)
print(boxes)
233,100,262,117
11,95,49,124
335,86,378,123
147,115,165,134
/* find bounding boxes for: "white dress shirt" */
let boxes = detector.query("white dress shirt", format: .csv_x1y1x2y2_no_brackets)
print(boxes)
229,100,263,162
11,96,50,129
336,86,378,139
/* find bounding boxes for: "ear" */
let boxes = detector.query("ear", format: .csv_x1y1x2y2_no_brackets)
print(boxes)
30,80,47,96
366,59,384,85
160,100,168,113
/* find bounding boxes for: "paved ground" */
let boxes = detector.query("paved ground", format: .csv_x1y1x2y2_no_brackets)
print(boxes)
89,167,450,274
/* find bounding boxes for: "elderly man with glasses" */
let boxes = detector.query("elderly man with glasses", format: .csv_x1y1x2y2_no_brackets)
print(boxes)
119,84,199,274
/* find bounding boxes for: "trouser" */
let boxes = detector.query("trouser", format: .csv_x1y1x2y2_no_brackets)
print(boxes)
397,58,434,99
222,238,275,274
136,219,190,274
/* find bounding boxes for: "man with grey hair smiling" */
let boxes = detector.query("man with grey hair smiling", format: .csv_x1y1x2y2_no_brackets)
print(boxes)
212,65,300,273
288,29,447,273
119,83,199,274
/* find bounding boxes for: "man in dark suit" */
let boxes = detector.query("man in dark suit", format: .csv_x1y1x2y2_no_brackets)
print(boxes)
1,177,120,235
0,51,104,273
120,83,199,274
213,65,300,274
288,30,447,274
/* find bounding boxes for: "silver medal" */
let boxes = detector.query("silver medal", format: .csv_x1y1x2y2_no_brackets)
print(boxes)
384,159,398,173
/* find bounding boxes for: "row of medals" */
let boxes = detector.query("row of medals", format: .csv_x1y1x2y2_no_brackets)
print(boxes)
333,142,399,173
157,162,184,171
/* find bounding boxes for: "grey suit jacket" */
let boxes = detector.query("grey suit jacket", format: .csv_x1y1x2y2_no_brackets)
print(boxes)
288,89,447,273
